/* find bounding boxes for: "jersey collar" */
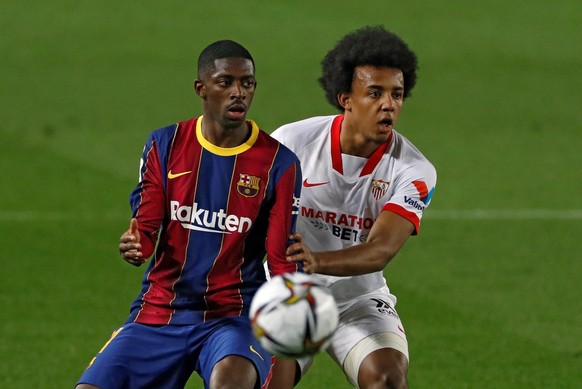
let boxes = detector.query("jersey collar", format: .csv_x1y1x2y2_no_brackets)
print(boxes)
330,114,393,177
196,115,259,156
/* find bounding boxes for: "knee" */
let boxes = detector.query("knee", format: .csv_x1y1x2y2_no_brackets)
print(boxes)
357,350,408,389
359,367,407,389
384,370,407,389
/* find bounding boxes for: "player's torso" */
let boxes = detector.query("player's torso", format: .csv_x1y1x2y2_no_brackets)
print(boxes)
283,116,405,300
134,118,283,324
299,151,389,250
165,123,270,240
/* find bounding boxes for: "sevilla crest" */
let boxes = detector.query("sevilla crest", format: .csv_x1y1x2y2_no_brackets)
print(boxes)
371,179,390,201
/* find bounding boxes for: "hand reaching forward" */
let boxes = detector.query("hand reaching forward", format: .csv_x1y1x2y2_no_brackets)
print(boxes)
119,218,145,266
286,232,318,274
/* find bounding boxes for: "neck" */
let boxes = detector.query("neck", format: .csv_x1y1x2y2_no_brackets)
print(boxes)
201,116,250,148
339,121,383,158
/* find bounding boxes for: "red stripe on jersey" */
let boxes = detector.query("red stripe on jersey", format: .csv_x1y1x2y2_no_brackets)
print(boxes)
330,115,344,174
135,246,183,324
360,131,393,177
412,180,429,199
265,162,300,276
134,141,165,259
261,356,276,389
383,203,420,234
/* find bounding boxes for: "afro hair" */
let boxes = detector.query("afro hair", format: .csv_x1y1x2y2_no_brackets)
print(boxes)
319,26,418,111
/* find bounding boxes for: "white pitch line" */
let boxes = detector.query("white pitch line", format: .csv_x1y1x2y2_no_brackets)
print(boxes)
427,209,582,220
1,210,582,222
0,211,129,222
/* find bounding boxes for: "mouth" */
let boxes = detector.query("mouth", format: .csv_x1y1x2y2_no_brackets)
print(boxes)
227,104,247,120
378,118,393,131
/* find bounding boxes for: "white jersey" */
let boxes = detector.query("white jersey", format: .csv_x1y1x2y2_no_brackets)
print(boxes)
271,115,436,303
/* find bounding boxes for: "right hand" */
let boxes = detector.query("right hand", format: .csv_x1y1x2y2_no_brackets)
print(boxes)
285,232,319,274
118,218,145,266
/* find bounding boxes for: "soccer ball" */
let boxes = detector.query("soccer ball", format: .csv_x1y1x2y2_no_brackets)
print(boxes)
249,272,339,358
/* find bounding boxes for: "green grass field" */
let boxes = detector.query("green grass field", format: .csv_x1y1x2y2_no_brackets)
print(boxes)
1,1,581,387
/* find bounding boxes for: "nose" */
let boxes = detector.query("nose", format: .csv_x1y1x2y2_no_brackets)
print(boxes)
382,95,395,111
230,81,246,100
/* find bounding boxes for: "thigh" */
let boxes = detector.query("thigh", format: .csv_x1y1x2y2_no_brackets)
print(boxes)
327,289,409,385
196,316,273,389
77,323,193,389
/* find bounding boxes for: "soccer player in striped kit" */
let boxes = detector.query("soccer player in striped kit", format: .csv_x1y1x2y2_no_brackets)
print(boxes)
270,27,437,388
76,40,301,389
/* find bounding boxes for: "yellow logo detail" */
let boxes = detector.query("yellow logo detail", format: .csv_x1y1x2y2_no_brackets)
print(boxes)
168,170,192,179
249,345,264,361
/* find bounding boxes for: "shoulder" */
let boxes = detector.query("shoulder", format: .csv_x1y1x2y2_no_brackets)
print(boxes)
271,115,336,151
391,130,437,182
256,128,300,166
150,122,178,140
141,118,199,161
149,117,198,142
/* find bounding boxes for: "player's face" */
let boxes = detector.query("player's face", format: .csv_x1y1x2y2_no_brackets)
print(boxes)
195,57,256,130
340,66,404,145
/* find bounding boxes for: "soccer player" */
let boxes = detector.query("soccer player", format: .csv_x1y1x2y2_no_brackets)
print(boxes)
270,26,437,389
76,40,302,389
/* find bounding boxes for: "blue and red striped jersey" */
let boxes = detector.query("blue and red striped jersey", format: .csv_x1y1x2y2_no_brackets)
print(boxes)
127,116,302,325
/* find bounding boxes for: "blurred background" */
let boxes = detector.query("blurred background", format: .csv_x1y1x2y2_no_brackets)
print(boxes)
1,1,580,387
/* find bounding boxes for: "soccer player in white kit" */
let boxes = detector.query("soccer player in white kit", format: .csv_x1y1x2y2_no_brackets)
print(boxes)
269,26,436,389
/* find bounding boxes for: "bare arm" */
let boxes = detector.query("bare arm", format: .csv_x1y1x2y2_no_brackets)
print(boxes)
286,211,415,276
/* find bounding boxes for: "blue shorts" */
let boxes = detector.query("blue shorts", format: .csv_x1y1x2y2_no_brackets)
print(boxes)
77,316,273,389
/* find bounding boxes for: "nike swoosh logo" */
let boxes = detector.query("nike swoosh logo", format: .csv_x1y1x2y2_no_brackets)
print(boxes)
249,345,264,361
303,178,329,187
168,170,192,179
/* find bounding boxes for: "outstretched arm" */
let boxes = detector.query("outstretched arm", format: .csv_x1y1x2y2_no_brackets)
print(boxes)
286,210,415,276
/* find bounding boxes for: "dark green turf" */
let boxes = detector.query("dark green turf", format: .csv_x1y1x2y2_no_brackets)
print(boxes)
1,1,580,387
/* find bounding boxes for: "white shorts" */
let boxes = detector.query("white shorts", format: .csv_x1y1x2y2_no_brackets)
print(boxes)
298,287,408,386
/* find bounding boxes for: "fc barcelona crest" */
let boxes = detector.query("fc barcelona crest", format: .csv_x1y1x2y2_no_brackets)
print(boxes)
237,174,260,197
371,179,390,201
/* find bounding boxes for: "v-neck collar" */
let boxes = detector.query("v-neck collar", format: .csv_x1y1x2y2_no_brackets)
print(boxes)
330,114,393,177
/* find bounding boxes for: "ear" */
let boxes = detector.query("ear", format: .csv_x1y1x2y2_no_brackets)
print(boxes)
194,79,206,98
338,92,351,111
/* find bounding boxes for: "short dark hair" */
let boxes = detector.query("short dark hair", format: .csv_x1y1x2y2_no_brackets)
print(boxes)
197,40,255,77
319,26,418,111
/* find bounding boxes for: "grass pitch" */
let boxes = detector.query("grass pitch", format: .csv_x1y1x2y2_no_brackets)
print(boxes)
1,1,580,387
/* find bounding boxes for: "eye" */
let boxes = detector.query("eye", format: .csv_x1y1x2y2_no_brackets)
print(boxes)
243,79,256,88
218,78,232,87
392,91,403,100
370,90,382,98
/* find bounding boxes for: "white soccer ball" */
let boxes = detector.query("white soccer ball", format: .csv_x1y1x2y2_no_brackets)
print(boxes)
250,272,339,358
